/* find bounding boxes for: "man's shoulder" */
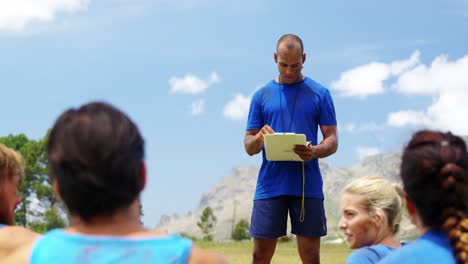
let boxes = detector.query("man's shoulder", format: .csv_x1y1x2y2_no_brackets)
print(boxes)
255,80,276,92
303,77,330,94
250,80,277,100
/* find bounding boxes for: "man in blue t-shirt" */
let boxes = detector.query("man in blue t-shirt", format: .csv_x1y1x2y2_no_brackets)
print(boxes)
244,34,338,264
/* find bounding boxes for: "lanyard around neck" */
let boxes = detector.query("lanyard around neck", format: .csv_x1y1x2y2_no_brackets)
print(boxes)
279,79,300,133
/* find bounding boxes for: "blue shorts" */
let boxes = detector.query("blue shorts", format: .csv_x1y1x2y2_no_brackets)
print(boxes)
250,196,327,238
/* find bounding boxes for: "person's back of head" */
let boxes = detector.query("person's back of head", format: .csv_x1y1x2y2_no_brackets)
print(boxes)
3,102,230,264
0,143,24,225
47,102,145,222
401,130,468,263
342,175,405,236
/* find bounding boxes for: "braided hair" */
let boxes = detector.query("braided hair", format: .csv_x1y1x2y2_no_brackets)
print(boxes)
401,130,468,263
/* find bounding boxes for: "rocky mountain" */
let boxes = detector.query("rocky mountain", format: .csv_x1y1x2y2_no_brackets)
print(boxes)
156,136,468,241
155,151,417,241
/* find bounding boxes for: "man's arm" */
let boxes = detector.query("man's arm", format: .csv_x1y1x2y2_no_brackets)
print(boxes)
244,125,275,156
294,125,338,161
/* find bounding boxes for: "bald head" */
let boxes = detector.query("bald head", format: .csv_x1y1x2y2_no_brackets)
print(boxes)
276,34,304,54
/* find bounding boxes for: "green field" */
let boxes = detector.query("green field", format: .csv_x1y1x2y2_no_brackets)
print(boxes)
197,241,352,264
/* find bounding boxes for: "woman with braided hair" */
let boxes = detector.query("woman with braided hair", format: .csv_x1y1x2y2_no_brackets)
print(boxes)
380,130,468,264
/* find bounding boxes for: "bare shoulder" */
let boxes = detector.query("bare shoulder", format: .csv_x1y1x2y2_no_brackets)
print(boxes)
0,227,40,259
0,226,40,241
0,234,37,264
187,245,230,264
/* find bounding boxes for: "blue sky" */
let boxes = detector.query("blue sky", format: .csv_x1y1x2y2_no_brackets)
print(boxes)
1,0,467,227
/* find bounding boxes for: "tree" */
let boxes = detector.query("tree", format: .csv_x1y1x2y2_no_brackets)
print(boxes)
139,199,144,225
231,219,250,241
0,133,66,231
29,208,67,233
197,206,217,241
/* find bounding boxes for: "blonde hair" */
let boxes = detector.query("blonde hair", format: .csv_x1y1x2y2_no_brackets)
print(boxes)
0,143,24,181
343,175,405,234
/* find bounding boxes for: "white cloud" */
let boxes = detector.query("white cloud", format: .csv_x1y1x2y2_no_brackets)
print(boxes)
191,99,205,115
223,93,251,120
387,110,432,127
392,54,468,95
344,123,356,132
331,51,420,98
388,54,468,134
0,0,89,31
344,122,385,133
169,71,220,94
357,146,381,160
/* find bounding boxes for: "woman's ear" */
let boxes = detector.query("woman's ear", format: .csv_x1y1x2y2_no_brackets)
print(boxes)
373,209,386,229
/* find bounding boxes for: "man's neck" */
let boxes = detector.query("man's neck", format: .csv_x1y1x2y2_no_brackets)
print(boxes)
277,74,304,84
67,207,145,236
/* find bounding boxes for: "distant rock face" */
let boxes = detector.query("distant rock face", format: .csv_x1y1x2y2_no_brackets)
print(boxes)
156,152,414,241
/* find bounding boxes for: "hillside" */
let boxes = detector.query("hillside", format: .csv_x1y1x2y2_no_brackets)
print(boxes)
155,151,420,241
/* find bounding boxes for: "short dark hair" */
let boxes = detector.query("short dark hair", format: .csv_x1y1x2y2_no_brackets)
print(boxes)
47,102,145,222
277,34,304,54
401,130,468,262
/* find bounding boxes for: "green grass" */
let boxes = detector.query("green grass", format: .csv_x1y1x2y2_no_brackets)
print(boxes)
196,241,352,264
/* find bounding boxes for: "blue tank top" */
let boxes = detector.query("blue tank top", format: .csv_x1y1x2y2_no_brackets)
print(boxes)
30,229,193,264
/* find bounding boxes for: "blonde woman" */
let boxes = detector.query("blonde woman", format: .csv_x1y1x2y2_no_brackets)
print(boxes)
0,143,39,260
339,176,405,264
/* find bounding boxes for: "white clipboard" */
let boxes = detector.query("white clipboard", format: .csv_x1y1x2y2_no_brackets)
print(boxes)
264,133,307,161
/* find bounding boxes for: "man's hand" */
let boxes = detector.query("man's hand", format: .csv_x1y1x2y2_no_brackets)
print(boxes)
244,125,275,156
255,125,275,144
293,125,338,161
293,144,316,162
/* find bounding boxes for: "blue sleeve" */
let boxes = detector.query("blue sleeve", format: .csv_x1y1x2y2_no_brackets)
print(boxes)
318,90,337,126
346,250,373,264
246,90,264,131
346,247,384,264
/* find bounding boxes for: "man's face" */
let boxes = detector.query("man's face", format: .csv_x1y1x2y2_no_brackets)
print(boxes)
275,48,305,84
0,172,22,225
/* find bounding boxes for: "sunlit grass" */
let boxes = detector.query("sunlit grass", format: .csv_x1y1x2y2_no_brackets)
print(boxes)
196,240,352,264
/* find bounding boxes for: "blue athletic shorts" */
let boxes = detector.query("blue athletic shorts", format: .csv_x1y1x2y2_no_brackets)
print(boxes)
250,196,327,238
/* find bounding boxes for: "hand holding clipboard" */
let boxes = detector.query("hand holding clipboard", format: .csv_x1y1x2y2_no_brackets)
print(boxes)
264,133,310,161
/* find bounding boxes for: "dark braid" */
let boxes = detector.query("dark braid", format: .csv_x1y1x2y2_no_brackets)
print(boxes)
401,130,468,263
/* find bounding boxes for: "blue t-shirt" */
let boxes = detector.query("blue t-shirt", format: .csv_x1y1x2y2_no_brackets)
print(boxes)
378,230,455,264
0,223,5,228
246,77,337,199
346,244,395,264
30,229,193,264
